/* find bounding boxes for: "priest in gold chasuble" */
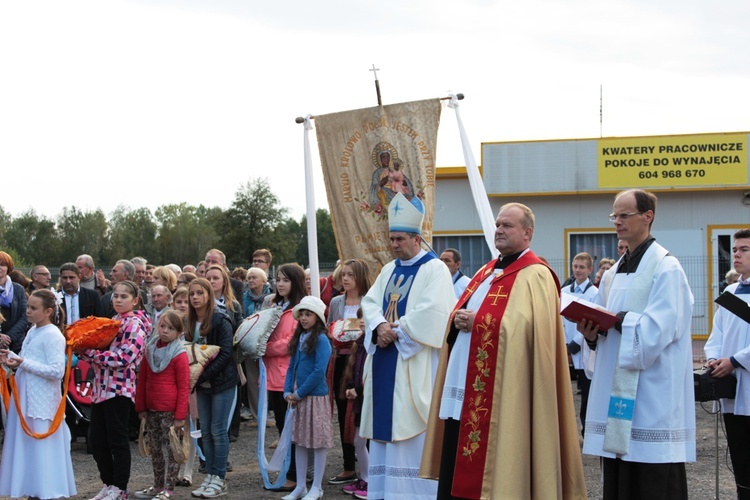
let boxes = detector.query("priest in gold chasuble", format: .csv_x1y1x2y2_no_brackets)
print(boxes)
420,202,587,500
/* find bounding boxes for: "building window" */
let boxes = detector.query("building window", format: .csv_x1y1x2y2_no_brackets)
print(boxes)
433,235,494,277
569,233,619,269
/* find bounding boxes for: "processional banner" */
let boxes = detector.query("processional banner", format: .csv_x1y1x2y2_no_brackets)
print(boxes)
315,99,441,274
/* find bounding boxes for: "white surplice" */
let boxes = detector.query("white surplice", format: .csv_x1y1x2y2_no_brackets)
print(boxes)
582,243,696,463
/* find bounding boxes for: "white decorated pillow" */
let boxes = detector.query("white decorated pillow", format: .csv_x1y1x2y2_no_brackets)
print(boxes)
234,306,283,361
328,318,362,349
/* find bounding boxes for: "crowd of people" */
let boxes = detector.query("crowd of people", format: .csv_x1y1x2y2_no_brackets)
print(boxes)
0,187,748,500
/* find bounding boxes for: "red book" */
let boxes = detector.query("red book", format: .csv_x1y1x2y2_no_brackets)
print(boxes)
560,296,619,330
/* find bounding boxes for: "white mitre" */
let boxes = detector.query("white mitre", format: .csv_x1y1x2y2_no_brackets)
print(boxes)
388,192,425,234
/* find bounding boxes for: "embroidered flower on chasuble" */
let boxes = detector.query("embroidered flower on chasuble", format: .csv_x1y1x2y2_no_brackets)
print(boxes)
461,312,497,459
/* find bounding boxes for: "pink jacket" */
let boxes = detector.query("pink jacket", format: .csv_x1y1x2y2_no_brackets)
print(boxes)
263,309,297,391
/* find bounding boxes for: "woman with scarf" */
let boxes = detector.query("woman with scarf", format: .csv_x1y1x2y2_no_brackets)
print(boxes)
0,251,29,354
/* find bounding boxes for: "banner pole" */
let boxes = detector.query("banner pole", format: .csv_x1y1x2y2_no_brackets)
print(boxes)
369,64,382,106
293,93,463,123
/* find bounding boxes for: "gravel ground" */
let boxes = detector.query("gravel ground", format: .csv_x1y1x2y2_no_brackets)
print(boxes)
1,393,740,499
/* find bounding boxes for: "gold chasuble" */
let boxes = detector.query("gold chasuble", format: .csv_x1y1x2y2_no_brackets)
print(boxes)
420,251,587,500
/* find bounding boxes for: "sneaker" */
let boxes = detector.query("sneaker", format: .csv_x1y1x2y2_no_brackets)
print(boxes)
154,492,174,500
353,483,368,500
201,475,227,498
134,486,161,499
103,486,128,500
90,486,112,500
191,475,213,498
328,472,357,484
342,479,366,495
240,407,252,421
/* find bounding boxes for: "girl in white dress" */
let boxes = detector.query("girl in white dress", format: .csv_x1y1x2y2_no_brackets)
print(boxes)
0,288,77,498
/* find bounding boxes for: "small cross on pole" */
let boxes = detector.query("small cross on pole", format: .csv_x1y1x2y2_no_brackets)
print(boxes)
370,64,382,106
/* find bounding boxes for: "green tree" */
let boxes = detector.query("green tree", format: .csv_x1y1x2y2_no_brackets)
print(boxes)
268,216,304,266
295,209,339,267
0,205,11,248
56,207,110,265
217,178,288,264
5,210,60,266
107,206,158,261
154,203,221,265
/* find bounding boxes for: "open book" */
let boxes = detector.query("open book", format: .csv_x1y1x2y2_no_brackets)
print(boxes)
560,294,619,330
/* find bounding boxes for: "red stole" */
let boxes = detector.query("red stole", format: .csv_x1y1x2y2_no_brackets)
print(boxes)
451,250,551,499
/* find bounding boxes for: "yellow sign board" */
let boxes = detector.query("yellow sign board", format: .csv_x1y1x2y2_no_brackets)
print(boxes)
598,133,748,188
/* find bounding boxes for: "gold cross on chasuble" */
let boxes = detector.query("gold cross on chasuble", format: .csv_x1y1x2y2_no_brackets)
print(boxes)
487,286,509,306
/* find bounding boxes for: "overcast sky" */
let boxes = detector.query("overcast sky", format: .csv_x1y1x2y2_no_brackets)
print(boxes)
2,0,748,221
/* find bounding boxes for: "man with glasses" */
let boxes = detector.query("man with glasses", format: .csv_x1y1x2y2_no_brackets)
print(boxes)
251,248,274,289
29,265,53,292
578,189,695,499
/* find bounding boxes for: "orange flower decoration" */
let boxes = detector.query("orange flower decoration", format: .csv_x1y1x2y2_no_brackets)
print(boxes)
65,316,121,351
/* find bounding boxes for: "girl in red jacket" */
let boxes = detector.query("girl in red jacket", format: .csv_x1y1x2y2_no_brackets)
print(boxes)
134,310,190,500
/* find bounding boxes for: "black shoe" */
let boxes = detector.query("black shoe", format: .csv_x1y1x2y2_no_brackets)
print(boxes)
199,460,207,474
229,434,237,443
329,472,358,484
226,461,233,472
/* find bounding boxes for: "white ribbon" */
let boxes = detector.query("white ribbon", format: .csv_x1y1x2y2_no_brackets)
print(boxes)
303,114,321,297
448,92,499,259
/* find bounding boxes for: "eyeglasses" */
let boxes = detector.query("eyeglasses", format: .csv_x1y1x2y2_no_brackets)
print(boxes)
252,259,267,264
608,212,642,222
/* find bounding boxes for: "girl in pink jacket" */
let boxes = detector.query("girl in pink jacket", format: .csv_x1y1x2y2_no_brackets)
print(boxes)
263,263,307,491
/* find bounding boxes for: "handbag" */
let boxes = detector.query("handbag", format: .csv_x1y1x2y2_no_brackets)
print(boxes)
168,425,191,464
234,306,283,361
138,418,150,457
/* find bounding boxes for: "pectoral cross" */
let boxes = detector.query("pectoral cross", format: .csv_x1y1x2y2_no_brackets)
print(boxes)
487,286,508,306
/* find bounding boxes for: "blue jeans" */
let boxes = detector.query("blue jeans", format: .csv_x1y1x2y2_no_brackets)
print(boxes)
196,386,237,478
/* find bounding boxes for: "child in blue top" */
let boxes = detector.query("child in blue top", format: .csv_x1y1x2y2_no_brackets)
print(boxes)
282,296,333,500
